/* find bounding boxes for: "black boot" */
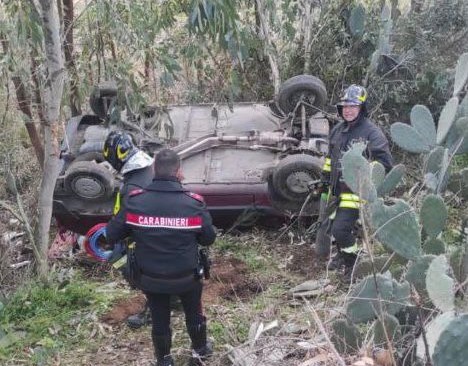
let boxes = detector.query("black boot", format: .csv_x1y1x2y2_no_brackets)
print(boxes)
327,251,344,271
341,253,357,283
187,323,213,365
153,335,173,366
127,303,151,329
154,355,174,366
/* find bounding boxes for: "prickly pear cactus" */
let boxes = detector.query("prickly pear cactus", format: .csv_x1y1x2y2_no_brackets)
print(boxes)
406,255,436,297
453,52,468,96
331,319,362,354
373,313,401,346
450,244,468,283
387,279,411,315
391,122,432,153
410,105,437,149
445,117,468,155
346,273,394,323
342,142,377,202
433,314,468,366
416,311,456,360
426,256,455,312
370,198,421,260
377,164,405,197
437,97,459,145
420,194,448,237
349,5,366,37
424,237,446,255
425,146,445,175
371,161,386,189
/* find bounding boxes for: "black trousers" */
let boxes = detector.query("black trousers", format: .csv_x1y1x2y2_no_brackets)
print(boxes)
330,207,359,250
145,281,205,337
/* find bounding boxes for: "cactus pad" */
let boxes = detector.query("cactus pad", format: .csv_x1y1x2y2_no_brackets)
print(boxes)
420,194,447,237
349,5,366,37
373,313,401,346
450,246,467,283
331,319,362,354
426,255,455,312
346,273,405,323
433,314,468,366
410,105,437,148
416,311,456,360
391,122,431,153
453,52,468,96
377,164,405,197
370,198,421,260
424,237,446,255
342,142,377,202
436,97,459,145
371,161,386,189
425,146,445,175
406,255,436,297
445,117,468,155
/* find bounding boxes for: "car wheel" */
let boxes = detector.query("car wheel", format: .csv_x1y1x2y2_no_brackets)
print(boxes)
271,154,322,202
277,75,327,116
64,161,115,202
89,82,118,119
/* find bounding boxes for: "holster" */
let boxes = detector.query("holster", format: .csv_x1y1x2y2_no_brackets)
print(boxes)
126,242,141,289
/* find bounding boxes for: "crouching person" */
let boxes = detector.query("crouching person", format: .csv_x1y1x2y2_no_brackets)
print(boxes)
106,149,217,366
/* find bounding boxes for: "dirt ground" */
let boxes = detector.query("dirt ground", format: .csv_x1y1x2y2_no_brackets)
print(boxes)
53,234,325,366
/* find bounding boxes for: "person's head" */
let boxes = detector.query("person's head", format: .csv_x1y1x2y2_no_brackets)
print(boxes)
103,131,138,171
154,149,181,178
337,84,368,123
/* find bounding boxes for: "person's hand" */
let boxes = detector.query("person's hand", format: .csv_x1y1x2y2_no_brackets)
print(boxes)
307,180,328,198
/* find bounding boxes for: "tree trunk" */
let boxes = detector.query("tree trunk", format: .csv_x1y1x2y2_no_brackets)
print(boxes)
255,0,281,95
37,0,66,281
302,1,313,74
62,0,81,116
1,37,45,168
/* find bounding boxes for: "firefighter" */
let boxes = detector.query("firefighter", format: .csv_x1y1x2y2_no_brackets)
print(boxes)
319,85,393,276
106,148,217,366
103,130,154,328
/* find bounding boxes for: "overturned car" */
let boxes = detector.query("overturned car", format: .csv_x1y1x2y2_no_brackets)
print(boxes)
53,75,331,233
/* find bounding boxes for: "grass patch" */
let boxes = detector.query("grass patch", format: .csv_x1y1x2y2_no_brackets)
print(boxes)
0,270,120,364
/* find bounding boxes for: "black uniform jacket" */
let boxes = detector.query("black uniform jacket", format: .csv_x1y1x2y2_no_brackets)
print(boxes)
327,115,393,196
120,165,154,196
107,177,217,279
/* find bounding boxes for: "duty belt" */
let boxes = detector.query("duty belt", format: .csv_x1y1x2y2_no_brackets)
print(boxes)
143,269,195,280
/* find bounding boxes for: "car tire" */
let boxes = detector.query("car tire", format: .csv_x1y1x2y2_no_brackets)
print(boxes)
89,83,118,119
277,75,327,116
64,161,115,202
271,154,322,202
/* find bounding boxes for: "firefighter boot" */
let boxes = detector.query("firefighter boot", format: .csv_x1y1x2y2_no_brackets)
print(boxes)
341,253,358,283
188,323,213,366
127,303,151,329
153,335,174,366
327,251,345,271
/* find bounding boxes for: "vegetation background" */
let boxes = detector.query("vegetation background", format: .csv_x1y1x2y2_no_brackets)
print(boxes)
0,0,467,365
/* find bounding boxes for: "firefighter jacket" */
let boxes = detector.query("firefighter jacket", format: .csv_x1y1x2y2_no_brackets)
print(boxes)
113,154,154,215
106,176,217,286
322,115,393,198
